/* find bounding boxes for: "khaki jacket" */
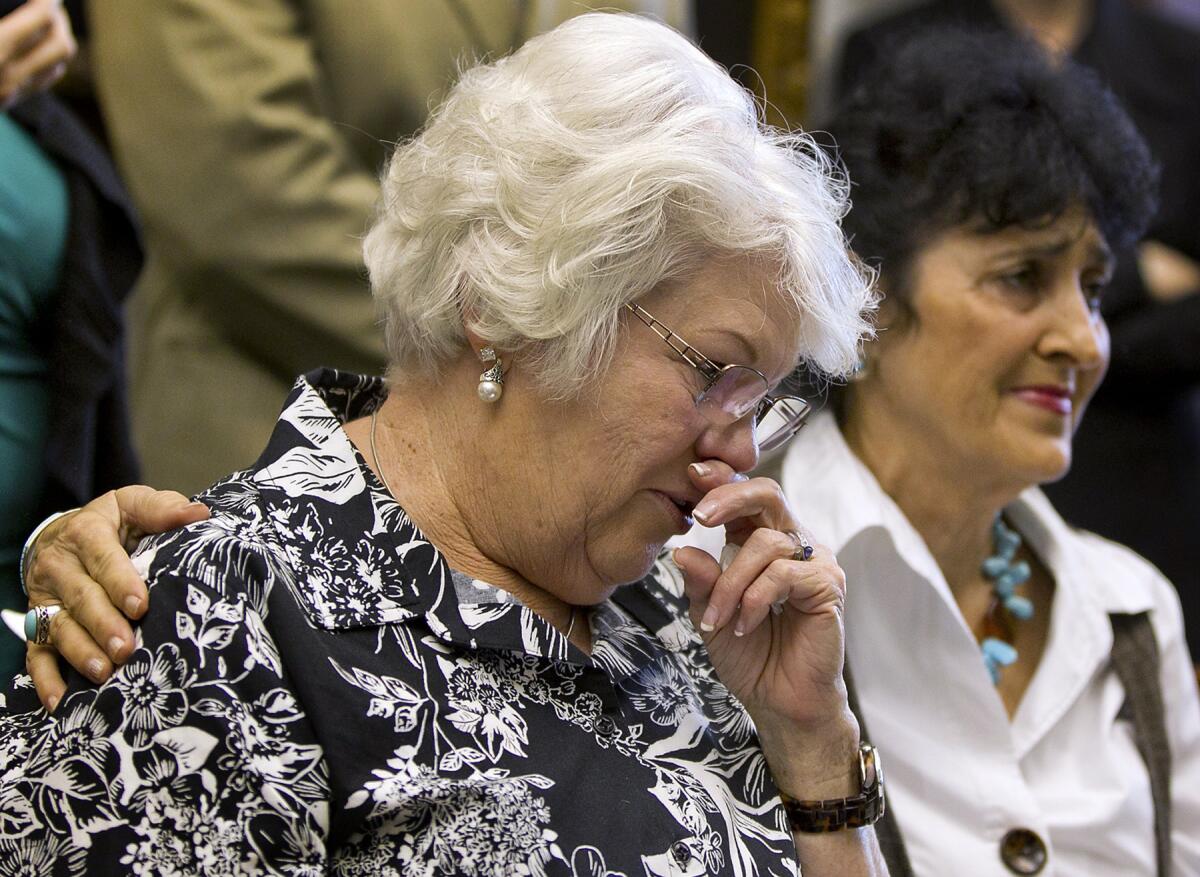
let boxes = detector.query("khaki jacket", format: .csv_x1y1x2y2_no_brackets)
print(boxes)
88,0,690,492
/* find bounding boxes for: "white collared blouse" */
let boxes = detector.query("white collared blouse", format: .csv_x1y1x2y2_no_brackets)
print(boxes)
686,411,1200,876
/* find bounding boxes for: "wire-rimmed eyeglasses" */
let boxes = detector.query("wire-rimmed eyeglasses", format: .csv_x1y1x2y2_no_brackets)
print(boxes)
625,303,812,454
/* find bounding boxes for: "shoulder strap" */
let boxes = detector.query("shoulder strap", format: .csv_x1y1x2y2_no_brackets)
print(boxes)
844,660,915,877
1109,611,1172,877
848,614,1172,876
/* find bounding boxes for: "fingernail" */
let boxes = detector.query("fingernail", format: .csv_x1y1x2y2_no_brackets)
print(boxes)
186,501,207,510
47,695,59,712
124,596,141,616
689,462,711,478
732,473,749,482
85,658,105,682
693,502,715,524
670,548,682,568
700,605,718,632
734,625,745,637
107,637,125,659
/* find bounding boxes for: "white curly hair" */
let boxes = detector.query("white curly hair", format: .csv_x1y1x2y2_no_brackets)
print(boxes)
363,12,875,397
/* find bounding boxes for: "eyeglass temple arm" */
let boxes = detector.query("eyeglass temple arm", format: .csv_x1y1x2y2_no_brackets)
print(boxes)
624,303,721,377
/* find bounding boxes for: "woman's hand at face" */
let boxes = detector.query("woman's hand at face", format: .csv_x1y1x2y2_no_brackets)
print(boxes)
673,462,859,792
0,0,77,109
25,487,209,712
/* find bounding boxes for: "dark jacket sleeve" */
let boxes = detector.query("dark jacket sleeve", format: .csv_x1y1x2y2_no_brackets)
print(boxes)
10,93,143,511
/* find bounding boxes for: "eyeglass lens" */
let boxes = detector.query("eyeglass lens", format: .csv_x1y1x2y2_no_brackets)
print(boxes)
757,397,812,452
696,366,766,422
696,367,811,451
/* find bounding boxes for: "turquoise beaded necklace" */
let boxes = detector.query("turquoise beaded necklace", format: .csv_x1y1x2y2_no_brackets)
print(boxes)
979,516,1033,685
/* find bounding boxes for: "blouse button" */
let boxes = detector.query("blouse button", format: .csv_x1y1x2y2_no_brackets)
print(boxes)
670,840,692,867
999,828,1047,875
594,715,617,736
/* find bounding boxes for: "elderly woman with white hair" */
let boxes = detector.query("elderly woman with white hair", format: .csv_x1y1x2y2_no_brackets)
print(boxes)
3,13,888,875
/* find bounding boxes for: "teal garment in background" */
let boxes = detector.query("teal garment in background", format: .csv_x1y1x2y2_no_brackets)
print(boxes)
0,113,68,678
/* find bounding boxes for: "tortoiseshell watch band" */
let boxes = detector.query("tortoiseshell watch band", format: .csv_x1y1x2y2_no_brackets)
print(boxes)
780,742,885,833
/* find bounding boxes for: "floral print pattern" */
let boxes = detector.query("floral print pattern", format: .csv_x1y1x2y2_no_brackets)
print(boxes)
0,369,797,875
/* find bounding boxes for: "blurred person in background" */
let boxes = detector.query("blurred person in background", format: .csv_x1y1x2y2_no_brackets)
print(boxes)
86,0,690,495
0,0,140,678
2,14,890,874
836,0,1200,665
732,28,1197,876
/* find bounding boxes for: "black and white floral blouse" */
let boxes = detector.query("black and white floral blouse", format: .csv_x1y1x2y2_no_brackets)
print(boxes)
0,369,798,876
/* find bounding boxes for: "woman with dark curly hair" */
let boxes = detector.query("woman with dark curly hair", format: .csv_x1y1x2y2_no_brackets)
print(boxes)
696,26,1200,877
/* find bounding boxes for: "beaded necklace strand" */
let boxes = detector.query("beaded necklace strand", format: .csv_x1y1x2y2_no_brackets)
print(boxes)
979,516,1033,685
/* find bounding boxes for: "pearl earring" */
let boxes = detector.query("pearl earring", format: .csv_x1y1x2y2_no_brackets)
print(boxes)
477,347,503,402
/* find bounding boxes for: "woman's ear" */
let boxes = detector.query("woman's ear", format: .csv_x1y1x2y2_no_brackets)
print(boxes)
873,286,905,333
871,280,920,352
463,328,516,372
854,283,910,383
463,326,490,356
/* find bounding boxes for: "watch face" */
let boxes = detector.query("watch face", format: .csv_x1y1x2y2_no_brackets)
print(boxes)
858,742,882,791
858,743,885,823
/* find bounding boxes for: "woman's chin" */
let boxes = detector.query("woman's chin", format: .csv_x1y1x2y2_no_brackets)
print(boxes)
979,419,1073,488
603,539,666,590
1009,439,1074,488
1036,458,1074,486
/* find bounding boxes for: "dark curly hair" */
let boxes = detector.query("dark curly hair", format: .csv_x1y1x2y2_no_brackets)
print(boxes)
827,26,1159,303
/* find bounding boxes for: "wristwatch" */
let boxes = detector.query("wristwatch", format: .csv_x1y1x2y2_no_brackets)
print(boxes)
779,742,886,833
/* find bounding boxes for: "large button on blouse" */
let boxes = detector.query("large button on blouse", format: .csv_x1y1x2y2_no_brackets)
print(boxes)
1000,827,1048,875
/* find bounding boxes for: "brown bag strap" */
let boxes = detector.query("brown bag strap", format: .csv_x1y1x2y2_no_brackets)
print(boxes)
1109,611,1172,877
844,660,915,877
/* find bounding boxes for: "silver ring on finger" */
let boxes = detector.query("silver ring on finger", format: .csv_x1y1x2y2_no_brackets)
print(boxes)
787,529,814,562
24,604,63,645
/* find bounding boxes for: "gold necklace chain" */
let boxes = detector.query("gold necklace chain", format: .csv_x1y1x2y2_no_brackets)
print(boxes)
369,408,395,497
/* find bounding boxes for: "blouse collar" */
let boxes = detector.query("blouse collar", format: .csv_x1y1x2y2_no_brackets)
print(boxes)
777,411,1159,618
251,368,684,666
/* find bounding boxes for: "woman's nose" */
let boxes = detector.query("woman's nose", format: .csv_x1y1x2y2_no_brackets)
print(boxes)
696,414,760,474
1041,282,1108,370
